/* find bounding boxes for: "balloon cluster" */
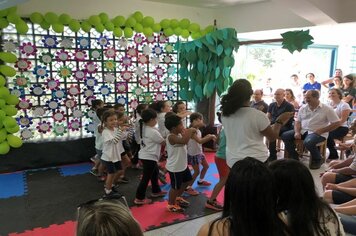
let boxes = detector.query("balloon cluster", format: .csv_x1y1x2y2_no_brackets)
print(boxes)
0,52,23,154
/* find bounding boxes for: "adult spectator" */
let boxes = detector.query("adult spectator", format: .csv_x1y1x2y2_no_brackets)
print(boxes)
322,76,343,89
334,199,356,235
303,73,321,92
324,178,356,205
267,88,295,162
341,74,356,107
250,89,268,113
281,90,340,169
285,88,300,110
289,74,303,102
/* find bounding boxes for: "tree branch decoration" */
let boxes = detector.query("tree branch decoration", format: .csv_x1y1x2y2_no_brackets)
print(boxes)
176,28,239,102
281,29,314,53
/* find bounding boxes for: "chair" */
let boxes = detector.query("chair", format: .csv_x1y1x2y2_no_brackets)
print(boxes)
284,139,327,163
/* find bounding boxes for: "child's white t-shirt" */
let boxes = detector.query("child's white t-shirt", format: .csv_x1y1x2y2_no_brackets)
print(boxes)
95,124,103,151
92,113,101,136
157,112,169,138
165,133,188,172
101,127,123,162
187,129,203,156
138,125,164,162
134,114,142,144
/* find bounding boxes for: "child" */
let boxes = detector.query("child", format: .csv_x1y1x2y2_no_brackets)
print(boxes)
153,101,171,138
101,110,125,196
114,103,126,114
90,99,104,165
132,103,148,169
186,112,216,195
172,101,192,127
116,111,131,183
134,109,167,205
165,114,196,212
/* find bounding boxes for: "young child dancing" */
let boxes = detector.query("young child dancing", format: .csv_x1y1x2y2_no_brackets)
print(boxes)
186,112,216,195
134,109,167,205
165,114,196,212
172,101,192,127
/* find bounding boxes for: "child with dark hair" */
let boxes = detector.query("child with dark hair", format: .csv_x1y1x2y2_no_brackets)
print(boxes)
172,101,192,127
114,103,126,113
154,101,171,138
164,114,196,212
134,109,166,205
132,103,148,169
90,99,104,164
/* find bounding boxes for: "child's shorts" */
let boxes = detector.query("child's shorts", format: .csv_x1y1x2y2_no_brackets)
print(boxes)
102,160,122,174
188,153,205,166
122,140,131,152
215,156,229,177
95,149,103,159
168,167,192,190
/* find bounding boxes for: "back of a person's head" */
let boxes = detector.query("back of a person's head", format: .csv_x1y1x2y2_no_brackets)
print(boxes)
76,200,143,236
165,114,181,131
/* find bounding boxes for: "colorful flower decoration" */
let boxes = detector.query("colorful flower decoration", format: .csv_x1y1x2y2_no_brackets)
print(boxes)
84,77,98,87
134,34,145,45
17,98,32,110
121,56,132,67
151,56,160,66
10,87,25,98
58,66,72,79
17,115,33,128
163,77,174,86
142,93,152,103
74,69,87,81
132,86,144,97
14,75,30,87
64,99,77,109
20,42,37,56
67,85,81,96
121,70,132,81
60,38,74,48
37,121,52,134
74,50,87,61
159,34,168,43
30,84,45,96
116,95,127,105
39,52,54,65
166,89,176,99
45,78,60,90
85,96,96,106
167,66,176,75
139,77,150,87
83,87,95,98
32,106,46,117
152,80,163,90
116,82,127,93
21,128,34,140
71,108,83,118
163,55,173,64
42,35,58,48
15,58,32,71
104,60,116,71
33,65,48,79
129,99,139,109
137,54,149,64
85,62,98,73
52,89,66,100
56,49,71,61
134,66,145,78
117,37,128,48
68,119,81,131
155,92,165,101
2,39,17,52
142,45,152,55
85,123,95,134
98,85,111,97
53,110,66,122
146,36,156,44
53,124,67,136
89,49,102,59
104,47,117,58
97,36,110,47
127,47,138,58
45,98,60,111
165,43,175,53
153,66,165,78
77,37,90,49
152,45,163,56
104,73,115,83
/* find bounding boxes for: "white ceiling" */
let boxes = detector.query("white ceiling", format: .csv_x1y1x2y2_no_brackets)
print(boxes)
143,0,267,8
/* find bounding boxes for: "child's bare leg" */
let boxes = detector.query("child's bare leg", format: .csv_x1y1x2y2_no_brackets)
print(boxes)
199,158,209,179
187,164,200,187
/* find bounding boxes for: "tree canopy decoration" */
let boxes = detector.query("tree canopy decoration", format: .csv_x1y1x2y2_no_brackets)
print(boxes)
176,28,239,102
281,29,314,53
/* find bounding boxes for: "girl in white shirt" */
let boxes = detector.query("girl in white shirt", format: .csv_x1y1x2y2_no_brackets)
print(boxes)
134,109,166,205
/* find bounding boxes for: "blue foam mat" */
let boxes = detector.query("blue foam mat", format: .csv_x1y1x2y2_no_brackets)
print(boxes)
0,172,26,198
59,163,93,176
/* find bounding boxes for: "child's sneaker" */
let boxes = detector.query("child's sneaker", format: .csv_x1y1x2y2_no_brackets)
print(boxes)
185,187,199,196
176,197,190,207
134,198,152,205
197,180,211,186
205,200,223,211
167,204,184,213
151,191,167,198
90,168,99,176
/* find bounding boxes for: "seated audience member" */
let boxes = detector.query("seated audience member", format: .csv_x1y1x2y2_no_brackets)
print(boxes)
281,90,340,169
324,178,356,204
289,74,303,104
285,88,300,110
250,89,269,113
269,159,345,236
322,76,343,89
76,199,143,236
341,74,356,107
302,73,321,92
197,157,289,236
267,88,295,162
334,198,356,235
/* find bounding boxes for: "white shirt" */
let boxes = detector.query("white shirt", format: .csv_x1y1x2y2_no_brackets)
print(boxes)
331,101,350,127
157,112,169,138
187,129,203,156
165,133,188,172
95,124,103,150
297,103,340,138
134,114,142,144
92,113,101,137
139,126,164,162
222,107,270,167
101,127,123,162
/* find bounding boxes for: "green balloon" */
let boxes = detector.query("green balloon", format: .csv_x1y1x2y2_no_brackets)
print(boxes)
81,21,92,32
160,19,170,29
0,18,9,28
0,120,2,129
0,75,5,87
7,13,20,24
99,13,109,24
124,27,133,38
89,15,101,26
152,23,161,33
7,6,17,14
181,29,190,39
0,128,6,142
133,11,143,22
7,134,23,148
30,12,43,24
0,141,10,155
189,23,200,32
44,12,58,24
0,109,5,119
3,116,16,127
95,23,105,33
0,9,8,18
5,94,19,105
125,17,136,27
163,28,174,37
6,125,19,134
0,87,10,98
3,105,17,116
68,19,80,32
52,23,64,33
170,19,179,28
134,23,143,33
0,52,16,63
142,16,154,27
104,21,114,31
112,15,125,27
191,31,202,39
143,27,153,37
59,13,71,24
16,20,29,34
174,27,182,35
113,27,123,37
205,25,215,33
179,18,190,29
40,20,51,30
0,65,16,77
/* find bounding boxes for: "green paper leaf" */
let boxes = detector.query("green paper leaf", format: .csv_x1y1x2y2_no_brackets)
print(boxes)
194,40,202,48
195,84,203,99
178,79,189,89
197,60,204,73
281,29,314,53
224,47,232,56
223,67,231,79
215,67,220,79
187,90,194,101
205,34,214,45
179,89,188,100
223,56,235,67
216,44,224,56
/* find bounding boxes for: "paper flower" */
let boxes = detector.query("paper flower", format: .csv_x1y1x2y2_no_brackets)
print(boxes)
163,55,173,64
137,54,148,64
17,115,33,128
104,73,115,83
71,108,83,118
104,47,117,58
10,87,25,98
104,60,116,71
89,49,102,59
166,89,176,99
83,87,95,98
146,35,156,44
129,99,139,109
97,35,110,47
132,86,144,97
163,77,174,86
139,76,150,87
142,45,152,55
67,85,81,96
84,77,98,87
134,66,145,78
116,82,127,93
45,98,60,111
15,58,32,71
153,66,165,78
45,78,60,90
142,93,152,103
85,123,95,134
121,70,132,81
69,119,81,131
155,92,165,101
85,96,97,106
20,42,37,56
37,121,52,134
64,98,77,109
2,39,17,52
52,89,66,100
158,34,168,43
39,52,54,65
152,80,162,90
74,50,87,61
150,56,160,66
21,128,34,140
116,95,127,105
85,62,98,73
167,66,176,75
117,37,128,48
152,45,163,56
42,35,58,48
98,85,111,97
74,69,86,81
53,124,67,136
165,43,175,53
58,66,72,79
134,34,145,45
33,65,48,79
127,47,138,58
14,75,30,87
121,56,132,67
53,110,66,122
60,38,74,48
30,84,45,96
17,98,32,110
77,37,90,49
56,49,71,61
32,106,46,117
